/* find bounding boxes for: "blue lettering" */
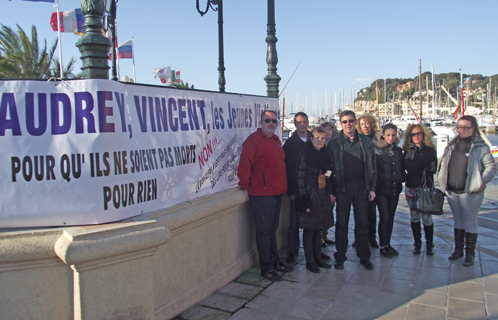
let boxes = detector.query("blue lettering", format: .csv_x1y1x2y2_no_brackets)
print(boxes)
74,91,96,134
0,93,22,136
97,91,114,133
26,93,47,136
51,93,71,135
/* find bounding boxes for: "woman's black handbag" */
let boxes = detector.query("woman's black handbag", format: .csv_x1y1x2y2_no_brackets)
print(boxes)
410,169,445,215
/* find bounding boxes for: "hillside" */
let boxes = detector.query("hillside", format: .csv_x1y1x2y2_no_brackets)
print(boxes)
356,73,498,103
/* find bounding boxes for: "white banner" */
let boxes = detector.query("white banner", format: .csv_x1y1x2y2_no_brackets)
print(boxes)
0,79,279,228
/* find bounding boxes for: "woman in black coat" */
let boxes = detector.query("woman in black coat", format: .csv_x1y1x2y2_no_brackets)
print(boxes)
375,124,405,258
402,123,437,256
295,126,335,273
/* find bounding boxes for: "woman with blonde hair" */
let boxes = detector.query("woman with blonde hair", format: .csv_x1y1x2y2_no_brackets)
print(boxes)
402,123,437,255
356,113,381,248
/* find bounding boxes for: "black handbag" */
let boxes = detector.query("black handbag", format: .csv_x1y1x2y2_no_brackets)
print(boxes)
410,169,445,215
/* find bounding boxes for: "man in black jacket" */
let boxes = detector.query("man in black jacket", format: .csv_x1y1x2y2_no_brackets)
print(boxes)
283,112,311,264
328,111,377,270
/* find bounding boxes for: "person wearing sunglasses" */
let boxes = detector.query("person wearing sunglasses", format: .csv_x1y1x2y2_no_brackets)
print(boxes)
356,113,382,249
237,110,293,282
402,123,437,256
282,112,314,265
327,111,377,271
437,115,497,266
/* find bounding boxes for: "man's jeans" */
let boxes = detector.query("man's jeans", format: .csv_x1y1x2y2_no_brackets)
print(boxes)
249,194,283,274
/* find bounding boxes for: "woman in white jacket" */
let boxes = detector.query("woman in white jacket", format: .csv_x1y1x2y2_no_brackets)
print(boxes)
438,115,497,266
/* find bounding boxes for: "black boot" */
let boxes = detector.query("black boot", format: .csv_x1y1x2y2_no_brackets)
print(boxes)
424,224,435,256
463,233,478,266
411,222,422,255
449,228,465,260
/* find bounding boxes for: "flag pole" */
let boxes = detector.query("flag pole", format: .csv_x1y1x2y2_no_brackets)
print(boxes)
115,21,120,80
55,0,63,78
131,36,136,82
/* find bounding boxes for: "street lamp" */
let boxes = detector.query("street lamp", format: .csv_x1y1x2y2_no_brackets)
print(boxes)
196,0,225,92
104,0,118,81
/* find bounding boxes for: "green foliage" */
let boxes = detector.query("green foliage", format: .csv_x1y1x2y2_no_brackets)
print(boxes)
356,72,498,104
170,80,194,89
0,24,80,79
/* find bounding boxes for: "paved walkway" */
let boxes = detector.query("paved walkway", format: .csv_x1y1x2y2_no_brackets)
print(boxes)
174,175,498,320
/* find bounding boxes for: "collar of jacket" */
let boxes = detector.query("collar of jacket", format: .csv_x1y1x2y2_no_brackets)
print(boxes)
256,128,279,141
376,136,400,148
337,130,359,145
448,135,485,147
290,129,312,140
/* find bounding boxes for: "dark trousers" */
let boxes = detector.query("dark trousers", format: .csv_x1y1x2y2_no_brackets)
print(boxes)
249,194,283,274
377,194,399,247
287,200,300,256
334,181,370,262
368,200,377,242
303,229,321,264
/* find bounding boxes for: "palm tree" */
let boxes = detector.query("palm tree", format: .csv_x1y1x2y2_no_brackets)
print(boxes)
0,24,80,79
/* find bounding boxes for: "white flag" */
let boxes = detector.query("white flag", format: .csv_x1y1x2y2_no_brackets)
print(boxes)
153,66,171,83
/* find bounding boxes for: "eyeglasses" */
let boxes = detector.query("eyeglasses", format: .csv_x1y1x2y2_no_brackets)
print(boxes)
263,119,278,124
457,126,472,131
341,119,355,124
411,132,423,137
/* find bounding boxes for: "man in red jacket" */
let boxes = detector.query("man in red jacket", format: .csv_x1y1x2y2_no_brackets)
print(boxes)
238,110,293,282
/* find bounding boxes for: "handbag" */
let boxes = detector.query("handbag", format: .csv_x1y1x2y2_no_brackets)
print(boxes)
410,169,445,215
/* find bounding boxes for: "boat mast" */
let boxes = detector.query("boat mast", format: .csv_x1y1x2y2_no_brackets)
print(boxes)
419,59,423,122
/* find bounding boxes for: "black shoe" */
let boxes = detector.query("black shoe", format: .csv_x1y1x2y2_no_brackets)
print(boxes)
387,246,399,256
285,254,296,264
380,247,393,258
413,241,422,255
369,240,380,248
352,242,356,248
306,262,321,273
360,260,374,270
334,260,344,270
426,243,435,256
315,259,332,269
321,252,331,260
323,237,335,245
275,260,293,273
262,271,282,282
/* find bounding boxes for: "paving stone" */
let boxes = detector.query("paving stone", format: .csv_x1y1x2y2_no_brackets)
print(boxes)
410,290,448,308
447,298,487,319
404,303,446,320
373,305,408,320
483,276,498,295
260,280,311,301
285,296,332,319
449,263,484,284
180,305,231,320
481,259,498,277
200,293,248,313
385,266,418,281
227,307,280,320
365,291,412,319
218,282,264,300
485,293,498,318
448,281,485,302
243,295,294,316
379,277,415,296
320,300,368,320
236,271,272,288
416,266,450,284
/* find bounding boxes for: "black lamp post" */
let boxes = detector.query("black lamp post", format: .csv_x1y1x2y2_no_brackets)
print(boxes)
196,0,225,92
104,0,118,81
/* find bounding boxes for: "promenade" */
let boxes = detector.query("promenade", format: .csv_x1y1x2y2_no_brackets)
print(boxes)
175,174,498,320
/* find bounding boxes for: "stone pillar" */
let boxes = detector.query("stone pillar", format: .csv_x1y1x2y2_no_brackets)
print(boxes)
264,0,281,98
76,0,111,79
54,219,171,320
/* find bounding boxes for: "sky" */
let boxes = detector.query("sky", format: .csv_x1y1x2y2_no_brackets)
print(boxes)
2,0,498,117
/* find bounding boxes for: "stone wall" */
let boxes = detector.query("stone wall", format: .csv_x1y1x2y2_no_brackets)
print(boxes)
0,188,290,320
